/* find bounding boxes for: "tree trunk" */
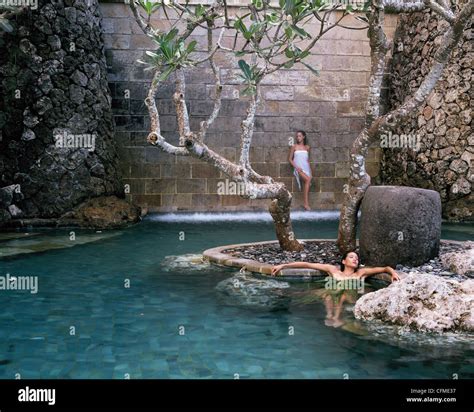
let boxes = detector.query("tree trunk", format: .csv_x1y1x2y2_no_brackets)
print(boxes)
269,187,304,251
337,0,473,254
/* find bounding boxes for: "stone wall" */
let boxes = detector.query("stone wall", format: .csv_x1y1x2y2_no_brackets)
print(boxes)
100,2,399,212
0,0,123,224
381,4,473,221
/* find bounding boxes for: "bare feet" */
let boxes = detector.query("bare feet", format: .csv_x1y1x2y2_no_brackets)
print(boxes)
304,205,311,211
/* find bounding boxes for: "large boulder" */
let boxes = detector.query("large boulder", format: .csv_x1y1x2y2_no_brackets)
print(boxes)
354,273,474,333
359,186,441,267
216,272,291,311
58,196,140,229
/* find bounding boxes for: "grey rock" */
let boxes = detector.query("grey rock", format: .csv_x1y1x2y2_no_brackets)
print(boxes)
34,96,53,115
69,84,85,105
8,204,23,218
449,159,469,174
64,7,77,24
355,273,474,333
440,243,474,277
21,129,36,141
37,74,54,95
47,35,62,51
71,70,88,87
23,109,40,128
450,177,471,197
359,186,441,267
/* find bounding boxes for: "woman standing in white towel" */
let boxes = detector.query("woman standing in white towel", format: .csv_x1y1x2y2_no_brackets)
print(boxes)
289,130,312,211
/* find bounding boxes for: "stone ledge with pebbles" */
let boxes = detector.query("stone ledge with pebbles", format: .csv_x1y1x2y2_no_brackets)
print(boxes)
206,239,472,282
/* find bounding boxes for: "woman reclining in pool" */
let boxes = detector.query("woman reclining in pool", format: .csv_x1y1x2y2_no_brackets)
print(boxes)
271,251,400,282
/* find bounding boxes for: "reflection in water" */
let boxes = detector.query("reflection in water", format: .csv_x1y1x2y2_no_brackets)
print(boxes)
291,281,377,330
290,280,474,360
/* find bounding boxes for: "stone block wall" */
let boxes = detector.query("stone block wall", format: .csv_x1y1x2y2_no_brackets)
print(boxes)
99,1,399,212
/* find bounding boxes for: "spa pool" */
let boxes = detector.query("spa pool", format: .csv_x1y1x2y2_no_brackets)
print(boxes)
0,212,472,379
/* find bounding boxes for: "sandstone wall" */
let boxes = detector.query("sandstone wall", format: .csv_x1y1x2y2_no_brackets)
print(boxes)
100,1,399,212
381,4,473,221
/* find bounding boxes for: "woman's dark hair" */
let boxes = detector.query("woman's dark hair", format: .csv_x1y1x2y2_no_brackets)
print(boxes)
296,130,307,145
340,250,360,271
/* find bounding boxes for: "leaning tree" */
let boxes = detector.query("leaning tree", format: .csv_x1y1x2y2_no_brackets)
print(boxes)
129,0,368,251
337,0,473,253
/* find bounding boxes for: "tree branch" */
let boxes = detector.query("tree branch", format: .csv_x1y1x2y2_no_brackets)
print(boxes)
130,0,156,38
365,2,390,127
173,68,191,142
199,28,224,140
239,86,260,171
382,0,426,12
145,71,162,135
424,0,455,23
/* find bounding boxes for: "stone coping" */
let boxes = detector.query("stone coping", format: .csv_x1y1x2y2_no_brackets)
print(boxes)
1,217,140,230
203,239,465,283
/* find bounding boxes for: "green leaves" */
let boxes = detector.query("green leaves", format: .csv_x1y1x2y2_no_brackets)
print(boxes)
234,17,265,41
282,0,311,20
264,12,280,25
284,44,310,60
238,59,253,81
291,25,309,39
138,0,161,16
139,28,197,82
238,59,262,96
157,66,174,82
195,4,206,18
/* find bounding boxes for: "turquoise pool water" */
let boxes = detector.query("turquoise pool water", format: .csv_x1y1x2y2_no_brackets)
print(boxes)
0,214,473,379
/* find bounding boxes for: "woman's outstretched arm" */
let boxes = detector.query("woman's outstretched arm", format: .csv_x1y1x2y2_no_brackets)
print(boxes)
271,262,339,276
358,266,400,282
